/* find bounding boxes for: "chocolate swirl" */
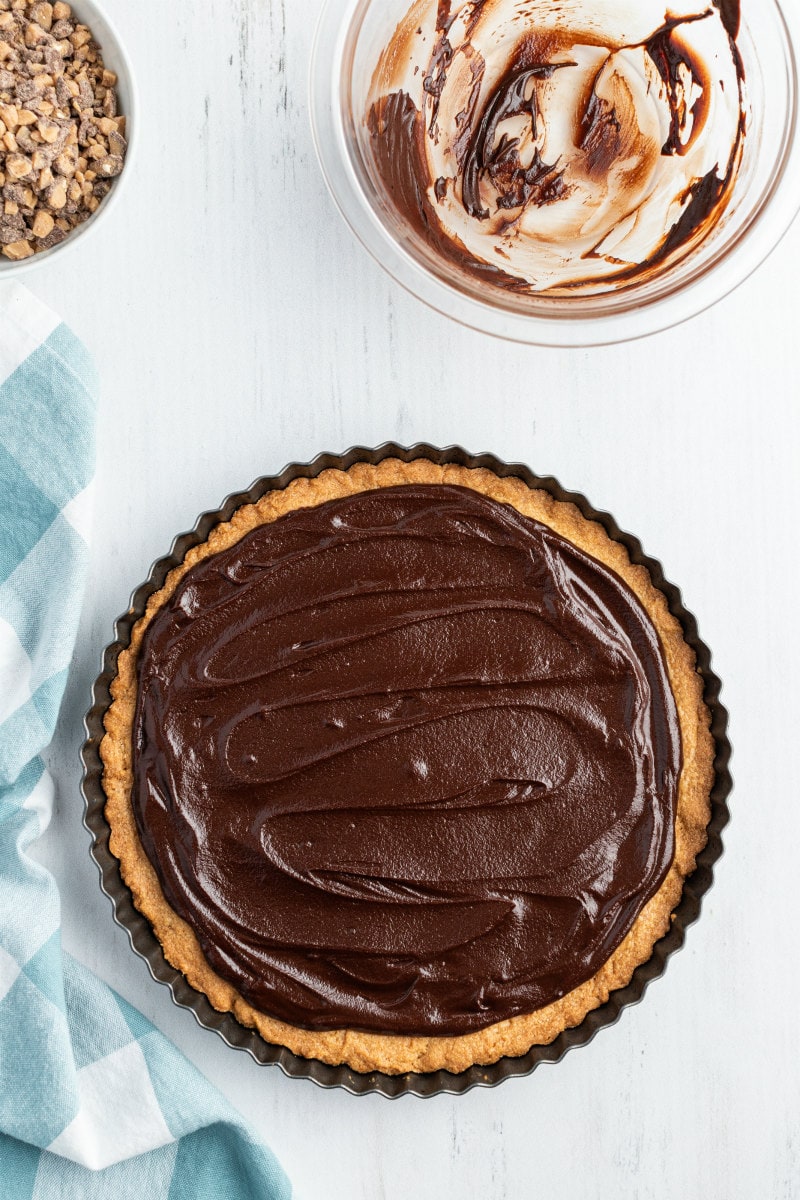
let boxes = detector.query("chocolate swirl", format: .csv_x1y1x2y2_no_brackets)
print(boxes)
365,0,746,295
133,486,681,1036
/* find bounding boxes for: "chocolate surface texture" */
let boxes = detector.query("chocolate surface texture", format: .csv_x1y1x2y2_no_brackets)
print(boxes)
365,0,745,295
132,486,682,1036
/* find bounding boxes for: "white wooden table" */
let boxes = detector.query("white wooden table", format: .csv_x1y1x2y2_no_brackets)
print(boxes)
27,2,800,1196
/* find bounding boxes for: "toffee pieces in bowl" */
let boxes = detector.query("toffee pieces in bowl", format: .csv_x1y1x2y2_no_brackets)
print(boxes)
0,1,127,261
101,460,714,1075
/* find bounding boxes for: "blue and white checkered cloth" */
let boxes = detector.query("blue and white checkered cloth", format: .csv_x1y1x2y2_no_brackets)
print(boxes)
0,282,291,1199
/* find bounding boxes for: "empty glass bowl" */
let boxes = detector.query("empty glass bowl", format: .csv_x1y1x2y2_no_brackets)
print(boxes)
310,0,800,345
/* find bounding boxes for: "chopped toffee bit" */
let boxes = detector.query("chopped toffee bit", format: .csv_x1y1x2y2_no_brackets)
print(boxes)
0,0,127,260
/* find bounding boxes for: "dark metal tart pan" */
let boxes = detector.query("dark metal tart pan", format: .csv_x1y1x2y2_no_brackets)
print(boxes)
81,442,732,1098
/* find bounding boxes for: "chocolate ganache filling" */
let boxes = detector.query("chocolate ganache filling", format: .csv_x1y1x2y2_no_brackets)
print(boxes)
133,485,681,1036
365,0,746,295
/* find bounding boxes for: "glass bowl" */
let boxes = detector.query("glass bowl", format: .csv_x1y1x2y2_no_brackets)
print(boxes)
310,0,800,346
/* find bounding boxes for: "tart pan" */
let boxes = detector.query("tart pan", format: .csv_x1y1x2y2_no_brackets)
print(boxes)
81,443,732,1098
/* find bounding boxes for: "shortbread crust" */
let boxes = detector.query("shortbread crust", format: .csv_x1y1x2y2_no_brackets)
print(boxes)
101,460,714,1075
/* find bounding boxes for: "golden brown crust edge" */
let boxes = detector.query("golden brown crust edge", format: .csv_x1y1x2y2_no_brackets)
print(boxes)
100,460,715,1075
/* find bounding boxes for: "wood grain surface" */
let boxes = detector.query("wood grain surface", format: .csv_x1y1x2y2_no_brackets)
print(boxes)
28,2,800,1197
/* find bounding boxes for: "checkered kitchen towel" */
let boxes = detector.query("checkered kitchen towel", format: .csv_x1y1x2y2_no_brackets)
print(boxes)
0,283,291,1199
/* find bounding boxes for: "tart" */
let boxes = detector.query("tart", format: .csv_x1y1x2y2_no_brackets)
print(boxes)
100,458,714,1075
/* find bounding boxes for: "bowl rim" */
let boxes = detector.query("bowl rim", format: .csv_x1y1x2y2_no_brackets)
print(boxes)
81,442,733,1098
0,0,139,279
309,0,800,347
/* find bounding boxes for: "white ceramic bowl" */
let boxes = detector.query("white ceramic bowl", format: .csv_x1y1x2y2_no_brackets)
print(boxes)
0,0,138,278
